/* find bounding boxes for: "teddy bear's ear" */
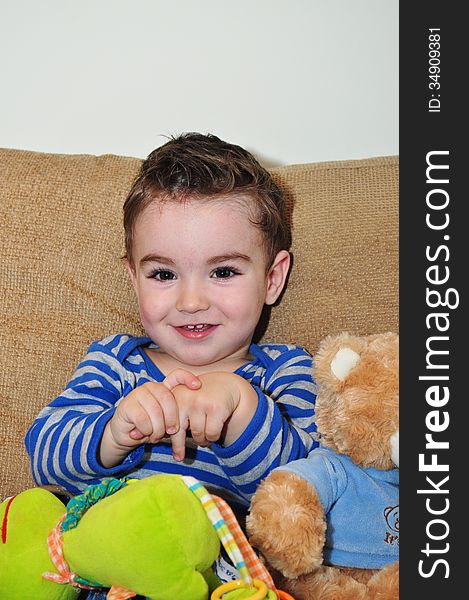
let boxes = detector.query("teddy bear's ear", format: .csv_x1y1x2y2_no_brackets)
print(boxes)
390,430,399,467
330,347,360,380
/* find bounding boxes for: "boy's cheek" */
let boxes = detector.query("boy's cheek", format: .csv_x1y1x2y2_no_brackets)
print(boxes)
140,305,159,327
135,299,157,327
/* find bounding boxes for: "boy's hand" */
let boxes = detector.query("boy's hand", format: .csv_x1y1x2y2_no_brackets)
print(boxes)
99,369,200,468
170,372,259,461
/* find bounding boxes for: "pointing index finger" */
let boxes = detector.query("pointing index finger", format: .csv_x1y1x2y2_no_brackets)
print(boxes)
170,416,189,462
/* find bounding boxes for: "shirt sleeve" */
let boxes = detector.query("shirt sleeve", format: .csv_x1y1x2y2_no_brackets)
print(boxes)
24,336,144,493
276,449,347,514
211,345,319,500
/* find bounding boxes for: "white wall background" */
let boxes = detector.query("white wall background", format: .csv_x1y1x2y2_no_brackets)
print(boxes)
0,0,398,166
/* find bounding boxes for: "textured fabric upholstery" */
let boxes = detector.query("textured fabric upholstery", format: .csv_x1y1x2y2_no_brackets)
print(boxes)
0,148,398,496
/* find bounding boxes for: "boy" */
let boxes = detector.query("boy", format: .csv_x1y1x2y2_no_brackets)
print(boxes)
25,133,319,510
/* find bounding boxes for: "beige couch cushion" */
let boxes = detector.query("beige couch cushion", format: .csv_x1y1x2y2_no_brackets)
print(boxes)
0,148,398,496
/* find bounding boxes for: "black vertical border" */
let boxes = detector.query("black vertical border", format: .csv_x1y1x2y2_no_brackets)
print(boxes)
400,2,464,596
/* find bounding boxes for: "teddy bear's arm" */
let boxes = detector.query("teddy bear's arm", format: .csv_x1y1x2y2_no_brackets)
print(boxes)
247,470,326,579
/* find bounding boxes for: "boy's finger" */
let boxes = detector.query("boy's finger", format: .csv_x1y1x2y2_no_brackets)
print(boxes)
147,385,180,435
170,427,187,462
146,402,166,443
129,426,146,440
187,413,209,447
163,369,201,391
127,405,154,439
205,413,225,443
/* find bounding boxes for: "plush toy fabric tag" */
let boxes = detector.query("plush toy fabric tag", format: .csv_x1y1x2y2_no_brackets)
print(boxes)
213,551,241,583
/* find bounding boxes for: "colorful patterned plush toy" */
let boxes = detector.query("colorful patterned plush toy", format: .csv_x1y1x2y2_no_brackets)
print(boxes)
0,474,293,600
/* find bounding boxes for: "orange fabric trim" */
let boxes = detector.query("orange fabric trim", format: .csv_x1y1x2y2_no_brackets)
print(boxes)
212,495,276,591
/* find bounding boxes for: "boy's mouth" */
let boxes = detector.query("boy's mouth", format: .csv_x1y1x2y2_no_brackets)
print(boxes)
175,323,217,339
181,324,211,331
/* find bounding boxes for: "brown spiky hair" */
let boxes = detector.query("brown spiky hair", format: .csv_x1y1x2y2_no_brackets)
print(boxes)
123,133,291,268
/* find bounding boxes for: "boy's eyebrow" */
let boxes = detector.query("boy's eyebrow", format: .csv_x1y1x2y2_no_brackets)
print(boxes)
139,254,176,266
207,253,252,265
139,252,252,267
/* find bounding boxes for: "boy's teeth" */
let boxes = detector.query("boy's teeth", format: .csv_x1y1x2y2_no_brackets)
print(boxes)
184,324,206,330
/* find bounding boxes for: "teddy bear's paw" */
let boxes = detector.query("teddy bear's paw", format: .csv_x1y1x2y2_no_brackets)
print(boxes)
281,566,368,600
366,561,399,600
247,470,326,579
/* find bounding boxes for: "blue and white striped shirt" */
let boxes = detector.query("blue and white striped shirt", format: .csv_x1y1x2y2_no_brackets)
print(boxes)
25,334,319,507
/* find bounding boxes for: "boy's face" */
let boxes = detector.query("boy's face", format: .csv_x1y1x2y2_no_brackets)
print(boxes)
127,197,290,369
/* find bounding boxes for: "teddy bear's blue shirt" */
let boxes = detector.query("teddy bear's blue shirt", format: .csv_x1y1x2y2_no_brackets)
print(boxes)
277,447,399,568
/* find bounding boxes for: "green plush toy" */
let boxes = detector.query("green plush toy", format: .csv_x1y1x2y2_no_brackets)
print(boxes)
0,486,74,600
0,474,290,600
0,475,220,599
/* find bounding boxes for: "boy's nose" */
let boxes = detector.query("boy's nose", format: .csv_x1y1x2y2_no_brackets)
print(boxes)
175,282,210,313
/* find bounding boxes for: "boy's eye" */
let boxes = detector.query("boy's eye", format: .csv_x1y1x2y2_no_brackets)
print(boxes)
212,267,239,279
150,269,176,281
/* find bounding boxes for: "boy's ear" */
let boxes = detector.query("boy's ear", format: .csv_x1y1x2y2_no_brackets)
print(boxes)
265,250,291,305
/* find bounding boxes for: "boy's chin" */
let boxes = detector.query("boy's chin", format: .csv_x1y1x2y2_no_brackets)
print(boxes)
171,348,240,371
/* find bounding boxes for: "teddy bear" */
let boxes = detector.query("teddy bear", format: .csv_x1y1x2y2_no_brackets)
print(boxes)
0,473,293,600
246,332,399,600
